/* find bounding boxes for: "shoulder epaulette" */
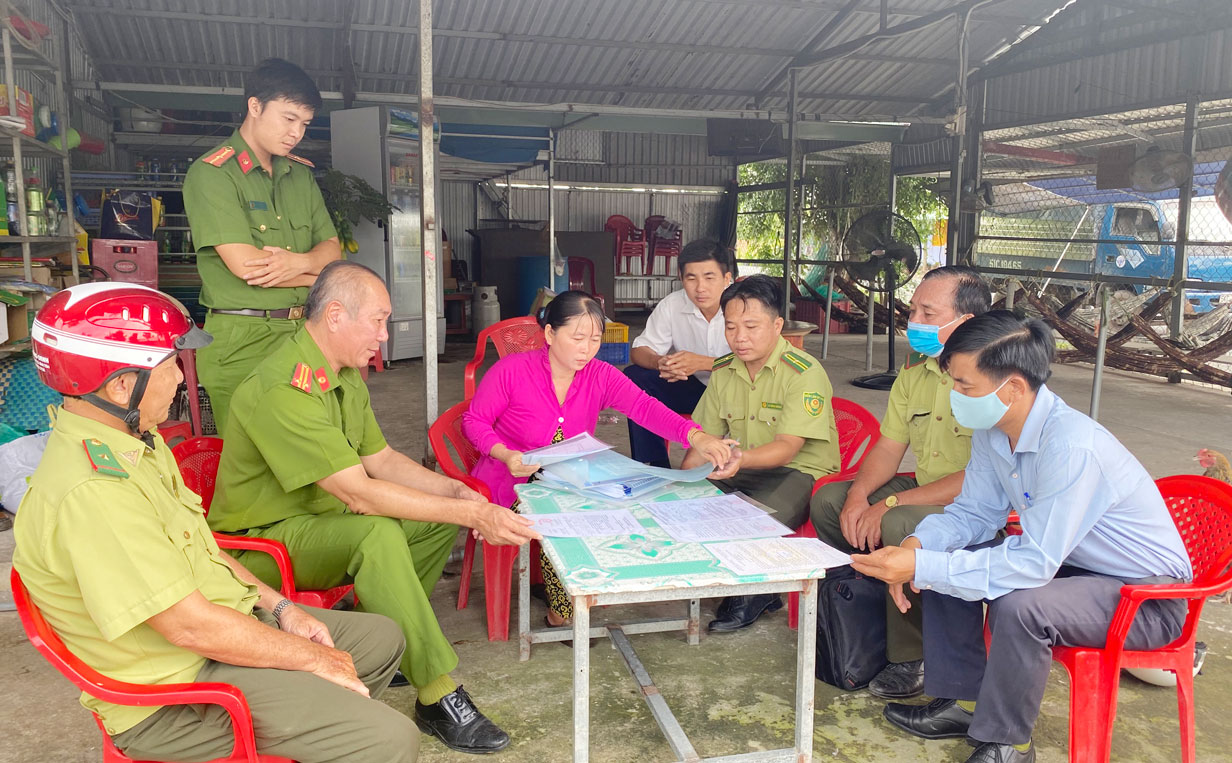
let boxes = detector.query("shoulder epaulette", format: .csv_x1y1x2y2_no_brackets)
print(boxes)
781,350,812,374
712,352,735,370
290,362,314,393
201,145,235,167
903,350,928,370
286,153,315,168
82,438,129,479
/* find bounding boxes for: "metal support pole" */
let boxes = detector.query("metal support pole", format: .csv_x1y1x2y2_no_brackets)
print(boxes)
3,29,31,281
782,69,798,308
418,0,439,463
886,161,898,370
1005,280,1016,310
821,269,835,360
1090,284,1109,421
548,127,558,292
946,11,972,266
864,290,875,371
1169,94,1199,339
572,596,591,762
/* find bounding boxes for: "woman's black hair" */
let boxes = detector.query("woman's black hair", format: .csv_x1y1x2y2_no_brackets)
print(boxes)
939,310,1055,389
536,290,606,331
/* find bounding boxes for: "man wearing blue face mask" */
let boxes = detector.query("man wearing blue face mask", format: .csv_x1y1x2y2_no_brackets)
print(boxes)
808,265,990,699
851,311,1191,763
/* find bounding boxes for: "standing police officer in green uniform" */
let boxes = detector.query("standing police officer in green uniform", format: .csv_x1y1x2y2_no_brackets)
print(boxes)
808,266,991,700
209,261,539,755
681,275,840,632
184,58,341,434
15,283,418,763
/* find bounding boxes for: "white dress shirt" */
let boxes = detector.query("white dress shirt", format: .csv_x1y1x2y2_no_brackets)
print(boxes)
630,287,730,384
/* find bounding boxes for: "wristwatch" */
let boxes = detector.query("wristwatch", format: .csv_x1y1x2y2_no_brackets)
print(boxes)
272,598,294,622
884,494,900,509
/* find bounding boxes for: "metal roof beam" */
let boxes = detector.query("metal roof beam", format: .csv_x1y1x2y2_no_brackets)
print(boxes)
756,0,865,101
67,6,345,29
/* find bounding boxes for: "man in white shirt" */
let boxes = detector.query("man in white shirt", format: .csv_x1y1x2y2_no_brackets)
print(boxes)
625,239,733,467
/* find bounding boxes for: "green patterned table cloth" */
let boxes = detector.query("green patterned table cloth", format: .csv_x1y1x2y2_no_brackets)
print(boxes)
514,480,827,597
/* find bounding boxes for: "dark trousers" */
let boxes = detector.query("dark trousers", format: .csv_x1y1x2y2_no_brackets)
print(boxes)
922,544,1186,746
623,364,707,467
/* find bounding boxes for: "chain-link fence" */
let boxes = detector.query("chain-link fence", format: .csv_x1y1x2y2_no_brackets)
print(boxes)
972,98,1232,388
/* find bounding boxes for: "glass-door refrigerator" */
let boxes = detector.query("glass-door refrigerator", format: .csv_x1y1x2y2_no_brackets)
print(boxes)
330,106,445,361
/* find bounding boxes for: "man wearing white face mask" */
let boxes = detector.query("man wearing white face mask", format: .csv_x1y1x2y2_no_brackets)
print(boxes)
851,311,1191,763
808,265,990,699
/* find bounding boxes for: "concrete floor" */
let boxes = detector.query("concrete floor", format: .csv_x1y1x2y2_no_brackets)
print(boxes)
3,320,1232,763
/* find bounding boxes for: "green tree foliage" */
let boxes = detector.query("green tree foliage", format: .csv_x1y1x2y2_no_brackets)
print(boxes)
736,155,949,291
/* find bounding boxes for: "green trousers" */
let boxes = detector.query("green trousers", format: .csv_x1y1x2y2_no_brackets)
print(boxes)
112,607,419,763
197,312,302,436
808,475,942,664
710,465,816,528
231,513,461,690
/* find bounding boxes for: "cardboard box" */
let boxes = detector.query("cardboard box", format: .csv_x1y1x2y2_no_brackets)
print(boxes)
443,277,458,291
0,289,29,345
0,85,35,137
0,261,52,285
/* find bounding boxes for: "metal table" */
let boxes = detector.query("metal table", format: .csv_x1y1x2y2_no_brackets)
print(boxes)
515,480,821,763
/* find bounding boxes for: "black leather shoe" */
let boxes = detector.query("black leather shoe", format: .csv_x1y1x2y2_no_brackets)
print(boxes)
707,594,783,633
966,742,1034,763
388,670,410,688
883,697,973,740
414,686,511,754
868,659,925,699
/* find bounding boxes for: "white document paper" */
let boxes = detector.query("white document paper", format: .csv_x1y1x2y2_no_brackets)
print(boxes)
522,432,613,465
645,493,769,524
526,509,645,538
661,514,794,543
707,537,852,577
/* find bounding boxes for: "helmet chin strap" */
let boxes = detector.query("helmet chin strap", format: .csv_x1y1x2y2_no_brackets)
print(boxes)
83,368,154,446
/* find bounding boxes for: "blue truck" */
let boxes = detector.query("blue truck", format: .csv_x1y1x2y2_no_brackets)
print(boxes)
976,198,1232,312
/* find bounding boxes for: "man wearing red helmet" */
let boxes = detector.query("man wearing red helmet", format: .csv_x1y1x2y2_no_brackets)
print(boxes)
14,283,421,762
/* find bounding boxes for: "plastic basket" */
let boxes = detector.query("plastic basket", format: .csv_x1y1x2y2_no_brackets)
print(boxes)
603,321,629,344
597,342,630,365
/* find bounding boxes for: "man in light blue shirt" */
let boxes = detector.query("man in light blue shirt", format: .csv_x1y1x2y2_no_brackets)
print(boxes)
852,311,1191,763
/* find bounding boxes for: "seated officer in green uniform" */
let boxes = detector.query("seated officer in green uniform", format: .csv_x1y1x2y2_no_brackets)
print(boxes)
681,274,841,632
15,283,418,763
183,58,341,434
808,265,990,700
209,260,540,755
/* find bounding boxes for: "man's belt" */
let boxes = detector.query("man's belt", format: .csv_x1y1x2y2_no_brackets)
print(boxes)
209,306,306,320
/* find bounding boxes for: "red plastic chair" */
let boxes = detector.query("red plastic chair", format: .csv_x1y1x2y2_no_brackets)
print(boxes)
644,215,682,275
605,214,647,275
1048,475,1232,763
11,569,292,763
567,257,606,313
170,437,353,610
462,316,545,400
787,397,882,628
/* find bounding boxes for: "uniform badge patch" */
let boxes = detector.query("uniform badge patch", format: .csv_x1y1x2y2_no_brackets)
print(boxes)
712,352,735,370
803,392,824,417
314,367,331,391
82,438,129,478
761,401,783,410
202,146,235,167
290,362,314,393
237,150,255,174
247,200,268,211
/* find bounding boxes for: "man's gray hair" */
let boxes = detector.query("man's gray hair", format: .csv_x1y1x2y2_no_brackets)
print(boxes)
304,260,383,320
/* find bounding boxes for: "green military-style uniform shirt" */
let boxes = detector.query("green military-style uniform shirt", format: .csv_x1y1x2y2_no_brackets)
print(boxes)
183,130,339,434
12,408,259,735
881,350,973,486
183,129,337,311
208,327,388,533
694,336,840,479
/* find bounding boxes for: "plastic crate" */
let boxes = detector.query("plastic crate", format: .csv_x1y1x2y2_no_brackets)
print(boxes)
597,342,630,365
603,321,629,344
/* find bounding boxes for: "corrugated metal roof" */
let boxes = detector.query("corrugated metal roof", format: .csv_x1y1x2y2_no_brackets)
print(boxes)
66,0,1070,119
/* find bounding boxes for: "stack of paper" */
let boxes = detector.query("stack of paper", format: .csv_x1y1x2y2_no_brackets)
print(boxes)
707,537,852,577
537,442,714,501
522,433,612,466
527,509,645,538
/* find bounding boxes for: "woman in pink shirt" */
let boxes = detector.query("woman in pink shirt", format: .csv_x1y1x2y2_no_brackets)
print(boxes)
464,291,732,625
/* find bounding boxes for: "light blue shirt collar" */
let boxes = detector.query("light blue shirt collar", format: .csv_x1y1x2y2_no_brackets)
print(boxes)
990,384,1054,463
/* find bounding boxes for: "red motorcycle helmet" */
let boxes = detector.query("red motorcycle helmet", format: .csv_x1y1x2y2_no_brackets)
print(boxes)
32,282,210,430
